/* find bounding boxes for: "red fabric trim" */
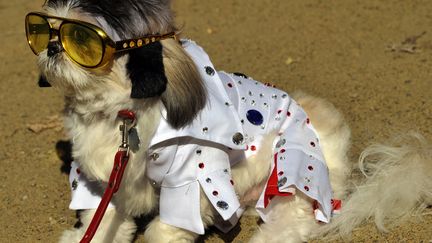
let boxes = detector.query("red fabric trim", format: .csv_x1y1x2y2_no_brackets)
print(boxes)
263,153,292,208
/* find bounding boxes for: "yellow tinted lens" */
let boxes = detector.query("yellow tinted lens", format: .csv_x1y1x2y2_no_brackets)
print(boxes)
26,14,50,54
60,23,104,67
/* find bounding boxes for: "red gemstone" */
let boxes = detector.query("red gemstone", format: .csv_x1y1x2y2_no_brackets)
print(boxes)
213,191,219,196
199,163,205,169
306,118,310,124
251,145,257,151
278,171,284,176
280,149,286,153
287,111,291,117
227,83,233,88
308,165,314,171
277,109,282,114
230,180,234,185
310,142,316,147
304,186,310,191
76,168,81,174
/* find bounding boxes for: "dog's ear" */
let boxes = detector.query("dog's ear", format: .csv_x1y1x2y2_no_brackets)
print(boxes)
127,42,168,98
160,39,207,129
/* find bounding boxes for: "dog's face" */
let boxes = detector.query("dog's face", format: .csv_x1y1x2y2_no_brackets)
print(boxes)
29,0,207,128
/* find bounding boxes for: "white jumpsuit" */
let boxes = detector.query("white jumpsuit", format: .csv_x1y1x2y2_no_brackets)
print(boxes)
68,40,335,234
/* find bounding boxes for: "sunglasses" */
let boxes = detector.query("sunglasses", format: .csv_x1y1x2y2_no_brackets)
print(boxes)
25,12,177,68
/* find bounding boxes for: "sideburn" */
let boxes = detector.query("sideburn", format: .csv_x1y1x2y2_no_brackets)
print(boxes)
127,42,168,99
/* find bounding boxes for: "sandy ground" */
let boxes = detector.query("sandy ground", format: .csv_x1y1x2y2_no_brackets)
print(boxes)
1,0,431,242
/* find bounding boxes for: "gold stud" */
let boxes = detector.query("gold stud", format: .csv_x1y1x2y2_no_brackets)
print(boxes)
137,39,143,47
145,38,150,44
123,43,128,49
129,41,135,48
151,37,156,42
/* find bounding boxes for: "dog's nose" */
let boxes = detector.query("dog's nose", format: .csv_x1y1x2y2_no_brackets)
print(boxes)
47,41,63,57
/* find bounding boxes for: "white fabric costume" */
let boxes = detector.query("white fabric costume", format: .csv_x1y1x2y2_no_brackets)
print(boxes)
68,40,334,234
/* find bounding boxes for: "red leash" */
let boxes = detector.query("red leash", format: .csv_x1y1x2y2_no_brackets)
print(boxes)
80,110,136,243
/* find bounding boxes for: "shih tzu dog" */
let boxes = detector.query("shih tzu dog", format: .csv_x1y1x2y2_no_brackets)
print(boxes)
26,0,432,242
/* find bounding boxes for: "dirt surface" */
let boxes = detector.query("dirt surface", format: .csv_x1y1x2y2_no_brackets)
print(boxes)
1,0,431,242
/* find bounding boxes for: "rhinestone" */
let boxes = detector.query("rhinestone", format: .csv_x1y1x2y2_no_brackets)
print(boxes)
238,80,242,85
240,119,245,124
232,132,244,145
310,141,316,147
213,191,219,196
230,180,234,185
233,72,248,79
76,168,81,174
199,162,205,169
263,103,268,108
205,66,215,76
150,153,159,161
246,109,264,126
123,43,128,49
276,139,286,148
137,39,143,47
279,156,285,160
259,93,264,98
202,127,209,133
145,38,150,44
196,149,202,155
261,125,265,129
255,81,259,85
282,94,288,99
287,111,291,117
216,201,229,210
206,178,212,183
227,83,233,88
241,97,247,103
151,181,157,186
224,169,229,173
278,171,284,176
278,177,287,187
129,41,135,47
225,102,230,106
308,166,314,171
72,179,78,190
151,37,156,42
304,186,310,191
248,91,253,96
272,94,277,99
250,145,257,151
251,100,256,106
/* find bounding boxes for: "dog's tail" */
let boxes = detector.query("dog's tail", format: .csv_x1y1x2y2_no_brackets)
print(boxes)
317,132,432,238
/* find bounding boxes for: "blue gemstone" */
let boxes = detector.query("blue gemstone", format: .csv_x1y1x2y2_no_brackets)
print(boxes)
246,109,264,126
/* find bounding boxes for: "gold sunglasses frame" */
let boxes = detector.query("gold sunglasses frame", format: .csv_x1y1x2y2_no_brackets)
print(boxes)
25,12,177,68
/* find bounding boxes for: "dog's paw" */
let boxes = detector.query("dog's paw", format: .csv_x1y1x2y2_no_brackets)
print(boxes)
59,229,83,243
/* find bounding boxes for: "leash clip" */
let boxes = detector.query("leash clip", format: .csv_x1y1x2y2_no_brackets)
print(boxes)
118,110,137,154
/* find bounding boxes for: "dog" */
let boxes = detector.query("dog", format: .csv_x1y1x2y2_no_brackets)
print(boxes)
26,0,432,242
